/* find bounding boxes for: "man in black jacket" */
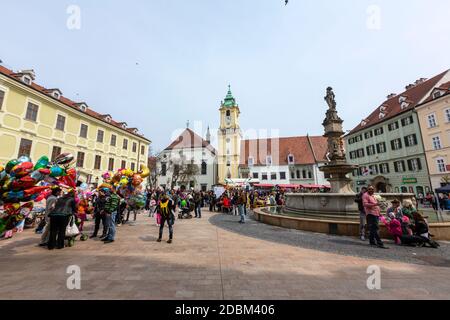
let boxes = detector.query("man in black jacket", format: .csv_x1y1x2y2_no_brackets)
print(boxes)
48,190,77,250
355,187,368,241
90,189,108,238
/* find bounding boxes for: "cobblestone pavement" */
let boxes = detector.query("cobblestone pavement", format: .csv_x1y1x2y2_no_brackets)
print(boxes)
1,210,450,300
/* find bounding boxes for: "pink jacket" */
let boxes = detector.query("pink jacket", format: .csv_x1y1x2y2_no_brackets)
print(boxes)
362,193,381,217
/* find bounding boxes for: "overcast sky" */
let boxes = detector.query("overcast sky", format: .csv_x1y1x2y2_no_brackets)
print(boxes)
1,0,449,152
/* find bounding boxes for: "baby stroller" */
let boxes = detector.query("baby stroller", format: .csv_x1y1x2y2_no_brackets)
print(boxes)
178,199,193,219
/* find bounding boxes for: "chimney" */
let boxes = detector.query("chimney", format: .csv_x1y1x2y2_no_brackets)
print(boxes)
414,78,428,85
386,93,397,99
18,69,36,80
405,84,415,90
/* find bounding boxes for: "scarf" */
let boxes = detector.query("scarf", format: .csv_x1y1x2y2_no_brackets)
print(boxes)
160,200,170,217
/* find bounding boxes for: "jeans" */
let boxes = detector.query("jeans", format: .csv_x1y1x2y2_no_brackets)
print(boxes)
359,211,366,237
106,211,117,241
195,205,202,218
238,204,245,222
48,215,70,249
367,214,383,246
159,214,174,240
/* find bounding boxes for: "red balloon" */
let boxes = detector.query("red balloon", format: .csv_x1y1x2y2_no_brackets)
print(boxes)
24,186,50,197
12,162,34,177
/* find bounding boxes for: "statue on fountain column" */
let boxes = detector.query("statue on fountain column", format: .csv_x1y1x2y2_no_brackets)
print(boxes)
325,87,336,110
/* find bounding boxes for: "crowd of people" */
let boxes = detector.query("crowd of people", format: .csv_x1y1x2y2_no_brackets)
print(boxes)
355,186,440,249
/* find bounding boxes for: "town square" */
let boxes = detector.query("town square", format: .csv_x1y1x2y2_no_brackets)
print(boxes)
1,0,450,305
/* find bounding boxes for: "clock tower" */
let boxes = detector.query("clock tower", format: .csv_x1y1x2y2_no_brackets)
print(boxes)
218,85,242,184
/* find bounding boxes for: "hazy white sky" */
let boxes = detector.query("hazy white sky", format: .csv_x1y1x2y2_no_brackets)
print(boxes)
1,0,449,152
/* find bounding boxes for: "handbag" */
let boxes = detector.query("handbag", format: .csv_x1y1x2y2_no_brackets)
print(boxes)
65,216,80,237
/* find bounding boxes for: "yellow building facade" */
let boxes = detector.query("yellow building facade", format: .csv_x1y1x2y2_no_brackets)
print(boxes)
0,66,151,185
416,77,450,190
217,86,242,183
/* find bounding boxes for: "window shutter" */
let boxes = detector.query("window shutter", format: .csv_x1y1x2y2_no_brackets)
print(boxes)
386,163,390,173
376,144,380,153
410,116,414,124
404,137,409,147
391,140,395,150
398,139,402,149
394,162,398,172
413,134,417,145
417,158,422,170
407,160,413,171
401,118,405,126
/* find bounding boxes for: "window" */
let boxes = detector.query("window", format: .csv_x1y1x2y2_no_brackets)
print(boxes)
407,158,422,171
0,89,5,110
253,172,259,179
80,124,88,138
141,145,145,155
388,122,399,131
364,131,373,139
348,138,354,145
18,138,32,157
288,154,295,164
394,161,406,173
376,142,386,154
355,135,363,142
132,142,137,153
432,136,442,150
370,165,379,175
379,163,390,174
266,156,272,166
357,149,365,158
94,155,102,170
404,134,418,147
76,152,85,168
111,134,117,147
437,158,446,173
201,184,208,192
248,157,254,166
55,114,66,131
201,161,207,175
401,116,414,126
51,146,61,162
428,114,437,128
296,170,300,179
302,170,307,179
25,102,39,121
366,145,376,156
161,163,167,176
121,160,126,169
226,110,231,117
262,173,268,180
271,173,277,180
108,158,114,171
131,163,135,171
22,76,31,85
445,109,450,123
391,139,403,151
97,130,104,143
280,172,286,180
374,127,384,136
123,139,128,150
308,171,312,179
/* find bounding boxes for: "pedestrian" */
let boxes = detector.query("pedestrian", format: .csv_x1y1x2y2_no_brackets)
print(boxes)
39,187,62,247
237,190,246,224
103,188,121,244
194,192,202,218
90,189,108,238
354,187,367,241
48,189,77,250
156,194,175,243
363,186,387,249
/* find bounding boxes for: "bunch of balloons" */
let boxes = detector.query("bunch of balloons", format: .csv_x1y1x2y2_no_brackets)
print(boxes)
99,164,149,193
0,153,77,237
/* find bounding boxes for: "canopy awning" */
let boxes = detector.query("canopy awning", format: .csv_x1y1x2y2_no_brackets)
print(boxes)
435,184,450,193
277,184,301,189
300,184,331,189
254,183,275,188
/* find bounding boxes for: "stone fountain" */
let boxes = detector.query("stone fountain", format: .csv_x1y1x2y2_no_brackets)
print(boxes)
284,87,415,218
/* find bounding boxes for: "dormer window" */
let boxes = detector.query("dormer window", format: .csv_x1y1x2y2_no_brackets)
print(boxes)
361,119,368,126
121,123,127,129
248,157,254,167
433,90,443,99
379,105,387,113
22,76,32,85
76,103,88,112
379,113,386,119
52,91,61,99
288,154,295,164
401,102,410,110
399,96,407,103
105,116,112,123
133,129,138,134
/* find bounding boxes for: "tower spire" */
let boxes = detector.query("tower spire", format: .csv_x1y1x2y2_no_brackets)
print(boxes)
206,125,211,144
223,84,237,108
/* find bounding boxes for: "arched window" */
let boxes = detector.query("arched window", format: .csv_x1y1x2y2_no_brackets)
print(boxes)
201,161,207,175
296,170,300,179
226,110,231,117
161,163,167,176
302,170,307,179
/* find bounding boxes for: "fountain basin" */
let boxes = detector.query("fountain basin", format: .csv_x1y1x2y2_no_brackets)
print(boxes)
253,206,450,241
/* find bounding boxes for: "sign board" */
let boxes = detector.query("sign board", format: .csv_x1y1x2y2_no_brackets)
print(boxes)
402,177,417,184
213,186,225,199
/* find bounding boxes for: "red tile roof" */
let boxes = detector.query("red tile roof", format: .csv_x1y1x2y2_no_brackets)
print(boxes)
239,135,328,167
0,65,150,142
164,128,216,154
348,70,450,135
421,81,450,104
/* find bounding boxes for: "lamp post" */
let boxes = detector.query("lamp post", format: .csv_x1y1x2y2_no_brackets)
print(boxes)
95,176,99,188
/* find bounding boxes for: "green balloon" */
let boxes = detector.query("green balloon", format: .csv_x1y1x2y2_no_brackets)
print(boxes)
34,156,50,170
5,159,19,173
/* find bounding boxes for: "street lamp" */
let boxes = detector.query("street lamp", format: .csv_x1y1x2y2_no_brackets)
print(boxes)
95,176,99,188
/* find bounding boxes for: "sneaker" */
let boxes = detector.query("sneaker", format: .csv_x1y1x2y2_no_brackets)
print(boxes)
360,236,366,241
39,243,48,247
157,238,162,242
104,239,114,244
167,239,172,244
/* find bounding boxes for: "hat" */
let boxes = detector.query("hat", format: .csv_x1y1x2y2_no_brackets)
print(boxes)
391,199,400,204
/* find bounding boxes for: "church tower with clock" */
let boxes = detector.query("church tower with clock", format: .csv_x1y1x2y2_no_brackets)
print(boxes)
218,85,242,184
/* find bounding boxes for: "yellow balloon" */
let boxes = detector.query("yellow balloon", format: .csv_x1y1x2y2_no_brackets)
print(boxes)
139,164,150,179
